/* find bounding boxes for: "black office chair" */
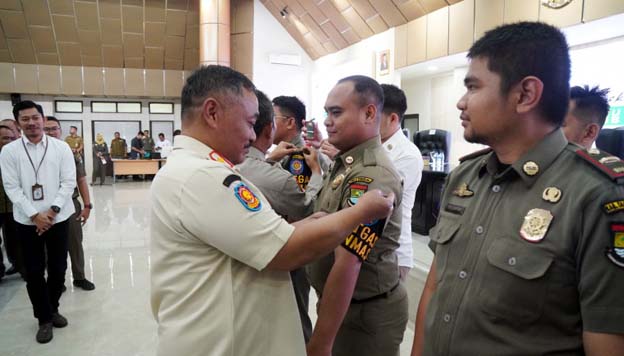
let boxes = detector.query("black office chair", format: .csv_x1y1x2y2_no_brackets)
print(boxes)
413,129,451,164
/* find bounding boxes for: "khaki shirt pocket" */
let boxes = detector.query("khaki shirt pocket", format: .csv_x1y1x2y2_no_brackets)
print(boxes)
478,238,553,323
429,220,461,283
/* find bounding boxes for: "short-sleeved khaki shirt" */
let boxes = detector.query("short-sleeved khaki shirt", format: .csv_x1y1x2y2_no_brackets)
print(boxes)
150,135,304,356
110,138,127,158
65,135,83,151
425,129,624,355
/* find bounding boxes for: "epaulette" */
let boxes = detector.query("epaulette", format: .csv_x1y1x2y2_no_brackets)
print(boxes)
459,148,493,163
575,148,624,183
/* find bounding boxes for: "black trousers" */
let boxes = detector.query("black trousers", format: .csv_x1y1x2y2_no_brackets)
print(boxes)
0,212,23,276
17,220,69,324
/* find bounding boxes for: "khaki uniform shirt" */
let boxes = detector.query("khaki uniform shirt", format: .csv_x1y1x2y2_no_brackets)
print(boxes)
65,135,83,153
425,129,624,355
72,158,86,200
308,136,403,300
110,138,127,158
142,137,155,152
150,135,305,356
236,146,322,221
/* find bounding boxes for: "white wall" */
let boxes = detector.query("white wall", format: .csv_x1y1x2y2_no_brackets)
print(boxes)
253,0,313,105
0,95,180,178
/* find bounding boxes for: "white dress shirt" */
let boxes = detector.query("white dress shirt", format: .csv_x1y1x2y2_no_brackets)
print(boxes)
0,135,76,225
383,129,423,268
155,139,172,158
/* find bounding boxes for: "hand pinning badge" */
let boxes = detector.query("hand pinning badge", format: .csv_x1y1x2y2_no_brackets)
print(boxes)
542,187,562,203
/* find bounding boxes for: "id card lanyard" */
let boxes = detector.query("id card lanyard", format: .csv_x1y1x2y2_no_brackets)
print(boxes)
21,136,49,201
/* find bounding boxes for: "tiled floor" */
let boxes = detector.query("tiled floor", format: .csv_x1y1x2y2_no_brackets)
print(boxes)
0,182,433,356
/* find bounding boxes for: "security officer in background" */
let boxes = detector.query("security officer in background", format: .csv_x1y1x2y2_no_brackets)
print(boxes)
110,132,127,159
142,130,155,158
562,85,610,150
237,89,322,342
64,126,83,162
307,75,407,356
272,96,307,151
411,22,624,356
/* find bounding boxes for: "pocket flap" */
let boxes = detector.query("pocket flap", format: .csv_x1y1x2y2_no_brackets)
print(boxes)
429,222,460,245
486,238,553,280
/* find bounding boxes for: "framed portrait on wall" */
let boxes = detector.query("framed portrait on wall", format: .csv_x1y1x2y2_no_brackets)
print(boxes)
377,50,390,76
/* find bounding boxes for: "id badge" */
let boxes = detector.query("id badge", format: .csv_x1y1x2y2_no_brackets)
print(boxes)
32,184,44,201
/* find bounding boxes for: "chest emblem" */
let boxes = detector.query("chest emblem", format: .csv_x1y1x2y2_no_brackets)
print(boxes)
520,208,553,242
331,174,345,189
542,187,562,203
233,182,262,212
452,183,474,197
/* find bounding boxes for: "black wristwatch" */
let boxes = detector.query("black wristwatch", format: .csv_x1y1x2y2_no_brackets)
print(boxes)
85,203,93,209
51,205,61,213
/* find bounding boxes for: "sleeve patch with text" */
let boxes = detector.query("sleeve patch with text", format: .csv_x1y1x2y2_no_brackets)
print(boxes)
603,199,624,214
341,220,385,261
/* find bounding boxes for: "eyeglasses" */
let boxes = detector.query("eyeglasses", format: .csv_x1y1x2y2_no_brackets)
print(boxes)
43,127,60,132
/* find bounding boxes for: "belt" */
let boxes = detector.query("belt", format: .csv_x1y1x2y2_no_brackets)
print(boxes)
350,282,400,304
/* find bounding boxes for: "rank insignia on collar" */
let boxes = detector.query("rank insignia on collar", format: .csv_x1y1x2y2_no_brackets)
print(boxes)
331,174,345,189
542,187,562,203
452,183,474,197
523,161,539,176
607,223,624,268
345,156,354,164
599,156,620,165
520,208,552,243
233,182,262,212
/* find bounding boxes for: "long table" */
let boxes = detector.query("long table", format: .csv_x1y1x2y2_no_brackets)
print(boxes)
112,159,166,183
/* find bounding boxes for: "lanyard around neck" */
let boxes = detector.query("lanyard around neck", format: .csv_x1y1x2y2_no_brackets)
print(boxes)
21,136,49,184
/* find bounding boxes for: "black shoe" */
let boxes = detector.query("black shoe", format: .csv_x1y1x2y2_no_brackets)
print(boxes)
36,323,53,343
51,313,68,328
73,279,95,291
6,266,18,275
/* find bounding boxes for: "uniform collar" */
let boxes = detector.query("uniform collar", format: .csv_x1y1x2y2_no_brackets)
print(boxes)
336,136,381,167
173,135,235,166
289,134,304,148
246,146,266,161
23,135,47,147
480,128,568,187
383,129,405,151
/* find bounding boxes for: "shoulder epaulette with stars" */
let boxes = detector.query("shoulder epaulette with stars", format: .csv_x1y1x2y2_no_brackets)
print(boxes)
459,148,493,163
576,148,624,183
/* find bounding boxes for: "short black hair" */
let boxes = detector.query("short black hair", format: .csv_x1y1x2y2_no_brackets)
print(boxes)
13,100,44,120
46,116,60,125
181,65,255,120
114,131,120,135
570,85,610,129
158,133,165,137
381,84,407,124
272,96,306,130
0,125,14,132
137,131,144,136
254,90,274,136
337,75,384,115
70,125,78,130
468,21,570,126
173,129,181,136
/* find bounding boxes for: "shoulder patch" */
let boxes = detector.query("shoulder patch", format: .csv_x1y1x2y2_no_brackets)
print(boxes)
341,219,385,262
603,199,624,215
347,176,374,185
222,174,241,187
575,148,624,182
233,182,262,211
607,223,624,268
459,148,493,162
347,183,369,207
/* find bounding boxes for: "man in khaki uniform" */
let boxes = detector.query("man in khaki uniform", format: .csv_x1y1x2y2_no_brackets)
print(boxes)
237,90,322,342
110,132,127,159
307,75,407,356
411,22,624,356
0,124,22,280
150,65,395,356
562,85,610,150
65,126,83,161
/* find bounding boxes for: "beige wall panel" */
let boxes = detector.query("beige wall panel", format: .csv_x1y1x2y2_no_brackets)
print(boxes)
79,30,102,55
125,57,145,68
351,0,377,19
103,46,123,67
331,0,351,12
343,7,374,39
200,0,219,24
301,14,330,42
82,55,102,67
367,14,389,34
426,7,448,60
167,0,188,11
122,5,144,33
407,16,426,65
104,67,124,95
145,47,165,68
164,70,183,97
0,26,6,48
318,0,350,31
394,23,407,69
449,0,474,54
83,67,104,95
184,49,199,69
504,0,538,23
37,65,61,94
166,10,188,36
99,0,121,18
165,59,183,70
342,28,359,45
8,39,36,64
0,11,29,38
417,0,447,13
0,1,21,11
59,42,82,66
165,36,185,60
232,0,254,34
145,22,167,46
187,8,199,25
145,0,166,22
231,32,253,75
583,0,624,22
538,0,582,28
321,22,348,49
185,25,199,48
0,50,11,62
323,40,338,53
298,0,328,24
124,0,144,6
145,69,164,97
14,64,38,93
123,33,144,58
285,0,307,17
61,66,82,95
393,0,426,21
124,68,144,96
475,0,504,41
217,24,230,63
52,15,79,42
22,0,52,26
368,0,406,27
50,0,74,15
0,63,15,92
37,53,60,65
101,19,123,45
75,2,99,31
30,27,57,53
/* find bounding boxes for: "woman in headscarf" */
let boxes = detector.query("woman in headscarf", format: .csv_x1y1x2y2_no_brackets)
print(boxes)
92,133,109,185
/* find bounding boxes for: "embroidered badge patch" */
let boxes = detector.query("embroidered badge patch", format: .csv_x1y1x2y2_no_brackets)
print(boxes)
603,200,624,215
347,183,368,207
347,176,373,185
233,182,261,211
341,219,385,261
290,158,304,175
607,223,624,268
287,152,311,191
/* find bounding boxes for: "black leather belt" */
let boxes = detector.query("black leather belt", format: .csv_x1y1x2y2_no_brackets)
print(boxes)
350,282,400,304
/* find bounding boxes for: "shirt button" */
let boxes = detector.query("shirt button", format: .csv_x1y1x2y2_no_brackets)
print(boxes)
508,257,517,266
443,314,451,323
492,185,501,193
475,226,484,234
458,270,468,279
